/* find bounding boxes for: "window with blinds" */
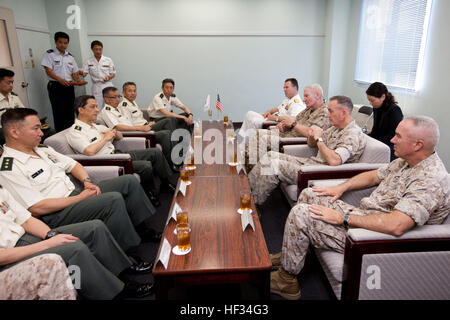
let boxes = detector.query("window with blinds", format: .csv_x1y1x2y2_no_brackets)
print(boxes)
354,0,433,91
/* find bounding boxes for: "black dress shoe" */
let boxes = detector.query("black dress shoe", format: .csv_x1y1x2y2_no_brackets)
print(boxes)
160,181,176,194
138,228,162,243
116,281,154,299
147,191,161,207
125,256,153,274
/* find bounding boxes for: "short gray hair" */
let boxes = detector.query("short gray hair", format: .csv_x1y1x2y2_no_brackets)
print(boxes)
305,83,324,99
329,95,353,113
404,116,440,149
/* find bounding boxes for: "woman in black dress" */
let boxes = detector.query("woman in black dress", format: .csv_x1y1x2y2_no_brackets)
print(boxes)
366,82,404,161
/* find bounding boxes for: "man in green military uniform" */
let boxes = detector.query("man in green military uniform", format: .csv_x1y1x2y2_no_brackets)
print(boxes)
67,95,176,207
119,82,181,170
0,108,162,245
0,186,153,299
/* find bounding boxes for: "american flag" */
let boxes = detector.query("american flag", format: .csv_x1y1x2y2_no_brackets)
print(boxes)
216,94,222,112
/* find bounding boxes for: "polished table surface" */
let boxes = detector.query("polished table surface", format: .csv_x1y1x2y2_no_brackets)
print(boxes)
152,120,271,299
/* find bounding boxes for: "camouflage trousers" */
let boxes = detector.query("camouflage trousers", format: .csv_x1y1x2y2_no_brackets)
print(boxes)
0,254,76,300
244,129,281,172
282,188,360,275
248,151,319,205
244,128,304,172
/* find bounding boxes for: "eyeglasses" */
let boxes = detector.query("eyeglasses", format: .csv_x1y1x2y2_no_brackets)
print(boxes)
106,95,122,99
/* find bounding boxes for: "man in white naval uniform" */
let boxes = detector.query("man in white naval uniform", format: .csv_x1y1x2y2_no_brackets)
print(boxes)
81,40,115,110
238,78,305,143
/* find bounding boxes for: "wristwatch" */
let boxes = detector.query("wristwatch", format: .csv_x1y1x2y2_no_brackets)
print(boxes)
83,177,92,183
290,121,297,129
343,213,351,230
45,229,60,240
316,137,324,143
188,113,193,117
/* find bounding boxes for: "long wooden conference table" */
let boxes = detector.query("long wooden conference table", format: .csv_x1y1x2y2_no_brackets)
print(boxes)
152,120,272,299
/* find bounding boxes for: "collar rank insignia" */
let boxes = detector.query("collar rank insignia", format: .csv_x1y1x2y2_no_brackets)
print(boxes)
105,107,111,111
159,93,164,99
122,102,127,106
0,201,10,214
294,99,300,103
1,157,13,171
46,153,58,164
74,125,82,131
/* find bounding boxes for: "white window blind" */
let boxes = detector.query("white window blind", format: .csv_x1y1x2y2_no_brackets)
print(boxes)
355,0,432,91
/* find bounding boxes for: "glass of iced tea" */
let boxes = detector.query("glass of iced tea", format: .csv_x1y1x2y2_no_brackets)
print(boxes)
176,223,191,253
180,168,191,185
185,153,195,170
238,190,251,214
176,211,189,225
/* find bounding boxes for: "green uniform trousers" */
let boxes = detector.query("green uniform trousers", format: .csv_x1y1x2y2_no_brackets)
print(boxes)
40,175,154,251
121,147,173,194
153,130,176,166
151,113,192,132
11,220,132,300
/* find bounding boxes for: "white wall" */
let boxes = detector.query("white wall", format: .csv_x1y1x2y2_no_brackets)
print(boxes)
83,0,328,120
340,0,450,167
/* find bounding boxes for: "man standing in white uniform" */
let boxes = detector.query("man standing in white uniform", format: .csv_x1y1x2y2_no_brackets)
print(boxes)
238,78,305,141
81,41,116,110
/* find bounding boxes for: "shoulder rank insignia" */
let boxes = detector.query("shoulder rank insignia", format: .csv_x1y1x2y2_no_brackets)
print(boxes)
90,137,98,143
47,49,54,53
11,92,18,96
38,144,48,148
122,102,127,106
159,93,164,99
294,99,300,103
171,94,176,98
105,106,111,111
1,157,13,171
74,125,82,131
68,52,73,56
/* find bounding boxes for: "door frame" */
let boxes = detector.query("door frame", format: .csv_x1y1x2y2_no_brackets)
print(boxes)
0,6,29,106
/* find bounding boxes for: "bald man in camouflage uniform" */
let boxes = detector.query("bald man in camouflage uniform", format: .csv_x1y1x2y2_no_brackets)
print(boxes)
244,84,330,172
248,96,366,205
270,116,450,300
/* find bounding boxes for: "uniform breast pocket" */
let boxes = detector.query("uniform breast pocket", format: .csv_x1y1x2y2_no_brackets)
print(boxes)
28,168,51,188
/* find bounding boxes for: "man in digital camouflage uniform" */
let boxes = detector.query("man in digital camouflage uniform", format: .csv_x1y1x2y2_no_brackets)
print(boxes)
270,116,450,300
248,95,366,206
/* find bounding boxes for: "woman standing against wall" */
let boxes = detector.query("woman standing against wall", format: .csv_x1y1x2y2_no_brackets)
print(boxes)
366,82,403,161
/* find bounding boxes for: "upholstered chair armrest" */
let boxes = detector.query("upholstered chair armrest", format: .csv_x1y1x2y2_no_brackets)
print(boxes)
297,163,384,194
70,153,134,175
84,166,123,184
341,225,450,300
348,225,450,242
120,131,155,147
114,137,148,151
262,121,279,129
279,137,307,151
282,144,318,157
